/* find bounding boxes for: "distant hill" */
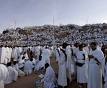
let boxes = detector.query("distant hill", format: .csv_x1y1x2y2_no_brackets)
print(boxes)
0,23,107,46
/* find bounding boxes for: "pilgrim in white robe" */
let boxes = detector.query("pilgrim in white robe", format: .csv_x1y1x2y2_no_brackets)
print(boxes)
36,47,41,59
5,66,18,84
35,48,50,70
1,47,8,64
66,45,75,82
72,46,79,75
4,47,9,63
76,50,88,83
18,47,23,54
55,47,60,62
6,47,12,63
0,47,2,63
0,64,8,88
41,66,55,88
16,47,23,60
34,59,45,71
41,48,51,65
57,49,67,87
24,60,33,75
13,63,25,76
88,49,104,88
11,47,18,61
18,55,25,69
72,46,79,61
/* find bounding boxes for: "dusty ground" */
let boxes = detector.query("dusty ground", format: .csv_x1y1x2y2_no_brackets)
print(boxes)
5,57,79,88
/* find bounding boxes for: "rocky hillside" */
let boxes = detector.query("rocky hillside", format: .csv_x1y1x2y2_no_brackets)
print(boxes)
0,23,107,46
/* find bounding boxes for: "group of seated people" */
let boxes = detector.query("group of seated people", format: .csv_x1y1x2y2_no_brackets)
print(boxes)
0,46,56,88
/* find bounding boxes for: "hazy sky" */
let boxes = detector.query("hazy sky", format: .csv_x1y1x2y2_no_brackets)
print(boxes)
0,0,107,31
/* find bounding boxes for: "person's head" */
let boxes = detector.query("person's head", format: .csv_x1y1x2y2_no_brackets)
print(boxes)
74,42,79,48
27,48,30,51
13,61,17,65
11,58,14,62
79,44,84,51
83,43,88,47
30,58,33,61
62,42,68,49
7,62,11,67
45,63,49,69
22,56,25,60
90,42,97,50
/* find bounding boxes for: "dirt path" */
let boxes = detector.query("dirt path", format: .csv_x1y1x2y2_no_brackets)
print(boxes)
5,73,37,88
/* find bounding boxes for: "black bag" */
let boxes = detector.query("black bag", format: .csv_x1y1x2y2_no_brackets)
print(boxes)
76,62,85,67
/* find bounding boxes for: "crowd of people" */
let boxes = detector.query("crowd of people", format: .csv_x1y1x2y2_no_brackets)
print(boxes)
0,24,107,46
0,41,107,88
0,45,52,88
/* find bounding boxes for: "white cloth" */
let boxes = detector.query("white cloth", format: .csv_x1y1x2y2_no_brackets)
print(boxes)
66,46,75,82
8,48,12,62
11,47,18,60
24,53,29,60
55,47,60,62
58,49,67,87
32,46,41,59
42,48,51,65
18,47,23,54
34,59,45,71
5,66,18,84
18,56,25,68
13,64,25,76
24,60,33,75
76,50,88,83
0,47,2,63
42,66,55,88
83,46,90,54
72,47,79,74
1,47,8,64
0,64,8,88
88,49,104,88
5,47,12,63
12,47,22,61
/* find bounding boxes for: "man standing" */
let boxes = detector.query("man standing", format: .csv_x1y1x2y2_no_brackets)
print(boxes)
66,45,75,83
88,42,104,88
57,43,68,88
76,44,88,88
41,46,51,65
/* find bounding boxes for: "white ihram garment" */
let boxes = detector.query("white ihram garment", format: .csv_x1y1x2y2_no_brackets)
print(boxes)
0,64,8,88
88,49,104,88
24,60,33,75
76,51,88,83
42,66,55,88
58,49,67,87
66,46,75,82
5,66,18,84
